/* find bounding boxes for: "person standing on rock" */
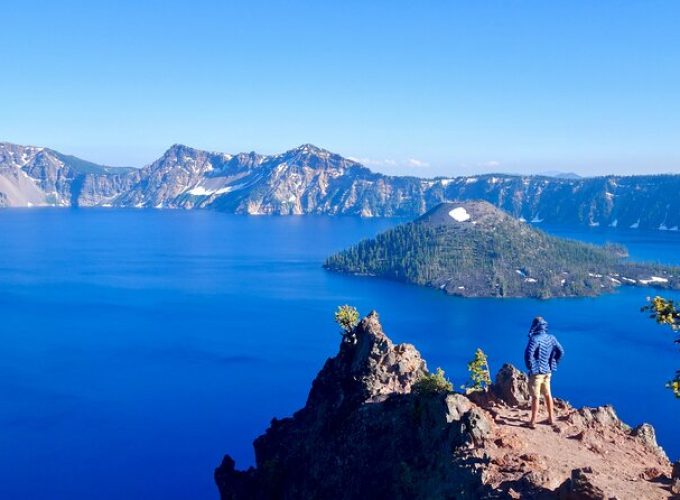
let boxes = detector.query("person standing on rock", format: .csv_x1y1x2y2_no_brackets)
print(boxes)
524,316,564,429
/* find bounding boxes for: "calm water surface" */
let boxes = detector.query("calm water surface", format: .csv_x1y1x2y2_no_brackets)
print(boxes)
0,210,678,499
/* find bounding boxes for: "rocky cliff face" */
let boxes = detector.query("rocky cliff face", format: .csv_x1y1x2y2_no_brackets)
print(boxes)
215,312,676,499
0,142,136,207
2,141,680,231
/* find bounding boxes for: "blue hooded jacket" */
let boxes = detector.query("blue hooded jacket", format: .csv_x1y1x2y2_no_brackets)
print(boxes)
524,318,564,376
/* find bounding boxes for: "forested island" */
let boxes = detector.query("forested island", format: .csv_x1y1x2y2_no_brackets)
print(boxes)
324,201,680,299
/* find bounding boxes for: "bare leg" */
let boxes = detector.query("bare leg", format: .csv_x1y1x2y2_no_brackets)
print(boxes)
529,397,539,427
544,394,555,424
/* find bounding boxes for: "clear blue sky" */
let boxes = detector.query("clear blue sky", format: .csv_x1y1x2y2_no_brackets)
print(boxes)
2,0,679,176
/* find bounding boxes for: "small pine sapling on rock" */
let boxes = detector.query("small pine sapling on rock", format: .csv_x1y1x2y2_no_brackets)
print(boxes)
464,348,491,393
334,305,360,344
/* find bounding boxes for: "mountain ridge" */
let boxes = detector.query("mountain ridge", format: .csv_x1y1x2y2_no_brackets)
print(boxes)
1,141,680,230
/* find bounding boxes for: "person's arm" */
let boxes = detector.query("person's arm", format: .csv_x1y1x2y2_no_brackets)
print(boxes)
553,337,565,364
524,337,537,370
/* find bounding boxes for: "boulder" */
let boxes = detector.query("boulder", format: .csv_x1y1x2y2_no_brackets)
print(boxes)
457,407,493,447
672,461,680,495
445,393,473,422
491,363,530,406
558,467,606,499
672,479,680,496
632,423,668,460
578,405,620,427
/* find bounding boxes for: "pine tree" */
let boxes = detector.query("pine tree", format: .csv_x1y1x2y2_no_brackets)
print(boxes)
642,296,680,398
465,348,492,392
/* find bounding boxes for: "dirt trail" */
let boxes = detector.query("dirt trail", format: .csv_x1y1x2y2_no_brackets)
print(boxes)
474,395,675,498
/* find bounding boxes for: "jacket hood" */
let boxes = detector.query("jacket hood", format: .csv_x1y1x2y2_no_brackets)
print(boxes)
529,317,548,336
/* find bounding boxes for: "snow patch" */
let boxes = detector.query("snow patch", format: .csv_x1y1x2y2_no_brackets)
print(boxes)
630,220,640,229
524,278,538,283
187,183,245,196
639,276,669,285
609,219,618,228
187,186,213,196
448,207,471,222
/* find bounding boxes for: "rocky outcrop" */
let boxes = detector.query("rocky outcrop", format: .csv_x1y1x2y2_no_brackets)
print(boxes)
632,422,668,458
304,311,427,409
491,363,530,406
215,311,495,499
4,140,680,231
557,467,606,499
214,312,675,499
672,461,680,495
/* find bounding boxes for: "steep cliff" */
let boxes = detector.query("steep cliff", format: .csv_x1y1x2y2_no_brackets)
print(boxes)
0,142,136,207
215,312,677,499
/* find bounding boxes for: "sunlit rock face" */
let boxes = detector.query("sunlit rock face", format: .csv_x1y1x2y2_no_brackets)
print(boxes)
0,142,137,207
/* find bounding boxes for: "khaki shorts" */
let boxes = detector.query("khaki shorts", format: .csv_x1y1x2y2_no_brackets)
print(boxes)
529,373,552,399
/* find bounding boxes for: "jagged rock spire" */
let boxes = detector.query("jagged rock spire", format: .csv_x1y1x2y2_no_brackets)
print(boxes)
305,311,427,414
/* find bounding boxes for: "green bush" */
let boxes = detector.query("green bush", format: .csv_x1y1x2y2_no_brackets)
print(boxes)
643,296,680,329
465,348,491,392
334,305,359,336
669,372,680,398
412,367,453,394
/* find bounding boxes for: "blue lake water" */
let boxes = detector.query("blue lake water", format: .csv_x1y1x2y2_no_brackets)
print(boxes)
0,209,678,499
